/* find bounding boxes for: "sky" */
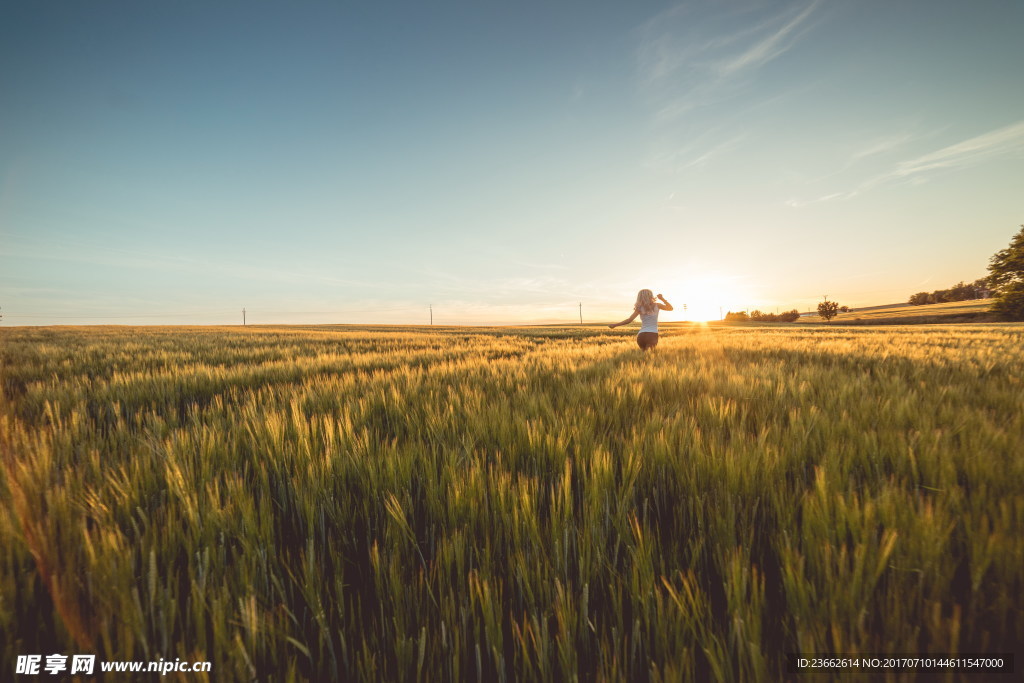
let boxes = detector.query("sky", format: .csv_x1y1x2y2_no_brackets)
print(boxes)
2,0,1022,325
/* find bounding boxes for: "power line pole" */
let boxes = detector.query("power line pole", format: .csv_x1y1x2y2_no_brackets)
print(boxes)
242,308,246,326
578,302,582,324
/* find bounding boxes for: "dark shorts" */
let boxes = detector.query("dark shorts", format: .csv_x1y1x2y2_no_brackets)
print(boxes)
636,332,659,350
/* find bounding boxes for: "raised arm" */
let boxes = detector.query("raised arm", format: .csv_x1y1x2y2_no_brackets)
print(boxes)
656,293,674,311
608,309,639,329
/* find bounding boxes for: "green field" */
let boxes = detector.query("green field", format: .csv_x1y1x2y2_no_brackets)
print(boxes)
798,299,994,324
2,324,1021,681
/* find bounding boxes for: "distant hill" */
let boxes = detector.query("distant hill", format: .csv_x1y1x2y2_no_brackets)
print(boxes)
847,302,916,313
799,298,994,324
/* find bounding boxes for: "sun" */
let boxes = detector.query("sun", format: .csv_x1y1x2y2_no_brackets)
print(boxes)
685,299,723,323
669,275,749,322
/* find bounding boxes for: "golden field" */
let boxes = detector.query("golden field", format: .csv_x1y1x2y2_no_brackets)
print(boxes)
1,323,1021,681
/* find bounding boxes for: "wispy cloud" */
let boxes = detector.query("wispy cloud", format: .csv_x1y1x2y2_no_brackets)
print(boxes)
889,120,1024,178
635,0,823,119
715,1,820,78
788,120,1024,206
635,1,825,180
849,133,916,161
647,128,748,183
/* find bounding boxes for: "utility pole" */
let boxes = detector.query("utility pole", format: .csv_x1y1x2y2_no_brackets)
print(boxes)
242,308,246,326
578,302,582,324
430,304,433,325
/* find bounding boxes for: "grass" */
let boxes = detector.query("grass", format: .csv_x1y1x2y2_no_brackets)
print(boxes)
1,323,1022,681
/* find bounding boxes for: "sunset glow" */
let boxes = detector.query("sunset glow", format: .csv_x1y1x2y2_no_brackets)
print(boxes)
672,275,751,322
1,1,1020,325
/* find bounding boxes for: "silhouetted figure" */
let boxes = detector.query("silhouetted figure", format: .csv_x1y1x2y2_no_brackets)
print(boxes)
609,289,673,351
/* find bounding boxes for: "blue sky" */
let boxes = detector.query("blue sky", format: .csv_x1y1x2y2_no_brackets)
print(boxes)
2,0,1021,325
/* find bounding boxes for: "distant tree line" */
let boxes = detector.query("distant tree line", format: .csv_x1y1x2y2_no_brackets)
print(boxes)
905,224,1022,320
724,309,801,322
908,278,990,306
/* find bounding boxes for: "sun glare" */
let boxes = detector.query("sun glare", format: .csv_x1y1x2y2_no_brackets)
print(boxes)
672,275,750,322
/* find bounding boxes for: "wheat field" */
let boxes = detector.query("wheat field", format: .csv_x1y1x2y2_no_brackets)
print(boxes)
1,323,1021,681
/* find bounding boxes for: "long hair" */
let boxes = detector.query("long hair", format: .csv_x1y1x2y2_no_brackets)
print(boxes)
634,289,657,315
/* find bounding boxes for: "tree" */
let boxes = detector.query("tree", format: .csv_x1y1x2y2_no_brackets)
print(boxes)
988,224,1024,320
817,297,839,322
950,281,972,300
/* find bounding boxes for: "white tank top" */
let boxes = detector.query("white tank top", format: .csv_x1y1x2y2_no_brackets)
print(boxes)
638,307,659,333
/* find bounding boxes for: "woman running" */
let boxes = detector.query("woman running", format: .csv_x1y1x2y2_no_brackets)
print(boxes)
608,289,674,351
